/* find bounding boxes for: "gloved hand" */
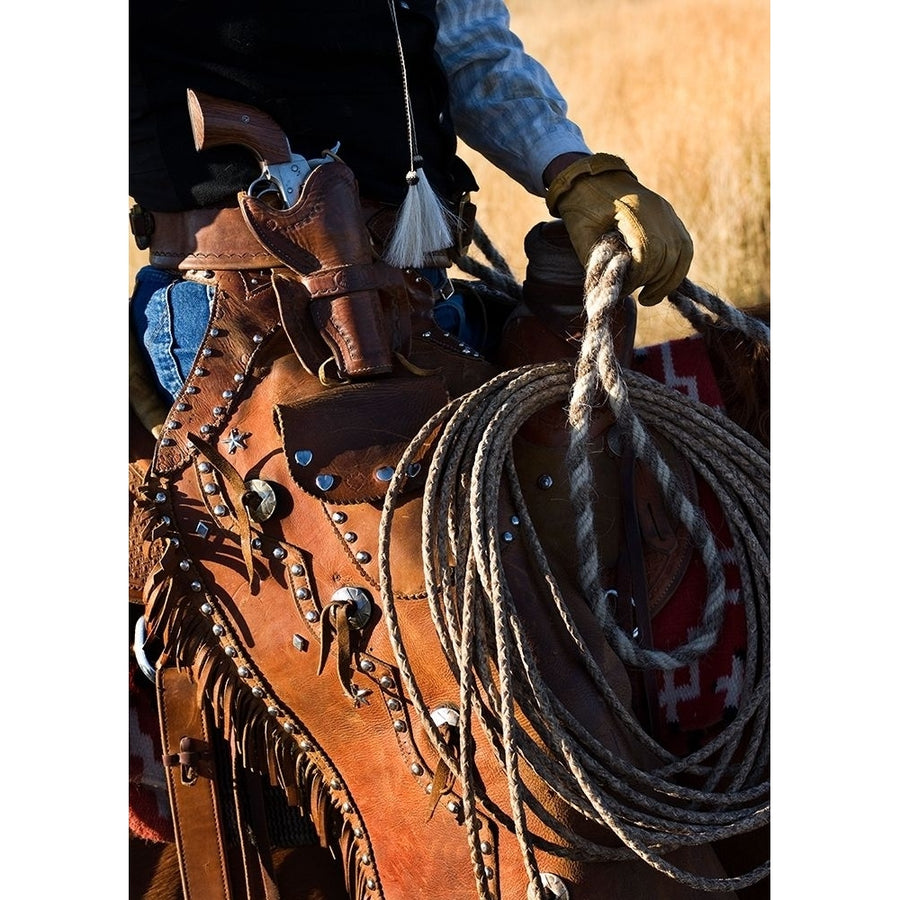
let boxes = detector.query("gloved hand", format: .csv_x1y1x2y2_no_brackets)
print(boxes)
546,153,693,306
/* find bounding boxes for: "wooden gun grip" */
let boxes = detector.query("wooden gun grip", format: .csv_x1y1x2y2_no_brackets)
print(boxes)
186,89,292,164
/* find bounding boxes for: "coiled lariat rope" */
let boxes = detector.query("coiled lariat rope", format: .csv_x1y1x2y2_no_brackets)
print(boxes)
378,233,770,898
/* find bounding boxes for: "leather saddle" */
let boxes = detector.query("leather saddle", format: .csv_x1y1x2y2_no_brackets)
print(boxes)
131,183,740,898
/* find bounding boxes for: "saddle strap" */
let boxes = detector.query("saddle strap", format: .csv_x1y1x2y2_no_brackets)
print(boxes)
616,448,659,737
157,664,234,900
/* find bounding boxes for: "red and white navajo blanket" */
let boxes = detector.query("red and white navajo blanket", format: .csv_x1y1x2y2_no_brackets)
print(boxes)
632,335,749,754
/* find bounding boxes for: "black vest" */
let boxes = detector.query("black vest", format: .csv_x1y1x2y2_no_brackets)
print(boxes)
129,0,477,210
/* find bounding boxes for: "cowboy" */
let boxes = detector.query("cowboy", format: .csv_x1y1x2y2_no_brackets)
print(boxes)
129,0,692,405
129,2,705,897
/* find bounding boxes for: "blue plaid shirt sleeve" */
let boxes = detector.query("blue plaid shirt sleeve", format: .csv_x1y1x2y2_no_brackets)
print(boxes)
435,0,591,196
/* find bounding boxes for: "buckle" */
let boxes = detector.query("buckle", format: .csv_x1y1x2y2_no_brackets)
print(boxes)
129,204,155,251
454,192,476,258
439,275,456,301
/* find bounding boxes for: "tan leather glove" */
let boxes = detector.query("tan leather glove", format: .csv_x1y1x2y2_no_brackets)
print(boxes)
546,153,693,306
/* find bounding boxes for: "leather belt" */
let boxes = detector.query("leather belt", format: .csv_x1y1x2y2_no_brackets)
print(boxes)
141,206,282,271
132,194,474,272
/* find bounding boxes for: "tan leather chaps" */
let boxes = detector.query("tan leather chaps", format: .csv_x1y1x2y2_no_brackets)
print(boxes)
133,165,751,900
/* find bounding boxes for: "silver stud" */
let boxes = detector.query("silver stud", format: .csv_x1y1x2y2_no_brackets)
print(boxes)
316,474,335,491
411,764,423,776
422,331,431,338
194,367,208,377
200,424,212,434
305,610,320,623
160,515,171,526
510,515,520,526
198,462,211,473
213,406,225,415
329,586,373,629
331,511,347,524
179,559,191,571
295,588,310,600
480,841,491,854
160,438,175,446
359,660,375,673
540,873,569,899
175,402,188,412
379,676,394,689
361,854,371,866
431,707,460,728
237,666,250,677
343,531,357,543
366,879,376,890
252,686,264,698
502,531,514,543
186,386,199,394
267,705,280,716
223,429,249,453
201,348,213,357
341,802,352,813
330,778,340,790
375,466,394,482
447,801,460,813
210,327,221,337
212,624,224,636
251,538,263,550
222,390,234,399
484,867,493,878
253,334,264,343
213,504,228,516
290,564,305,576
190,581,202,592
294,449,313,466
233,373,245,383
300,740,312,751
283,722,296,734
355,551,371,563
387,698,401,712
292,634,308,652
244,478,277,522
203,483,219,495
272,547,286,560
537,474,554,489
155,492,167,503
200,603,213,615
393,720,406,732
224,646,237,658
353,828,363,838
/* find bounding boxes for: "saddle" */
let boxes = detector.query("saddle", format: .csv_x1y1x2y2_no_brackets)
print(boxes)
130,161,768,899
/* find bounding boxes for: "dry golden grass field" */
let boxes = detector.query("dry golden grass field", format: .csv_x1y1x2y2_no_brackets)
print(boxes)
128,0,769,347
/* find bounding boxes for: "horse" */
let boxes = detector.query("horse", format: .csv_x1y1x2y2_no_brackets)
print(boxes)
128,220,769,900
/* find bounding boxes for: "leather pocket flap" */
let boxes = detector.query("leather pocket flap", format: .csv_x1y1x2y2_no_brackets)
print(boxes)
275,375,448,504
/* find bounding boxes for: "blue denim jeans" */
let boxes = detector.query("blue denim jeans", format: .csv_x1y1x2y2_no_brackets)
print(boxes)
131,265,478,404
130,267,215,404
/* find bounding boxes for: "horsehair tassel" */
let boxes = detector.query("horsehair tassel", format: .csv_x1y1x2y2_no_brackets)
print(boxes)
382,159,455,267
382,0,455,268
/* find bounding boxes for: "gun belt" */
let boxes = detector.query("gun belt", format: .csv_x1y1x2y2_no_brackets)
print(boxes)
134,196,470,273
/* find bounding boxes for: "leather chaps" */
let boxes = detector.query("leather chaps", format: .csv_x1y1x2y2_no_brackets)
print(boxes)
131,165,755,899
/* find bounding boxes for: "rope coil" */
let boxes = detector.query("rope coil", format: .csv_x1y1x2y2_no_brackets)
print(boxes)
378,234,770,896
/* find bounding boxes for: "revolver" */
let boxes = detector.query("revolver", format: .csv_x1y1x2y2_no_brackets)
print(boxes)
187,88,337,208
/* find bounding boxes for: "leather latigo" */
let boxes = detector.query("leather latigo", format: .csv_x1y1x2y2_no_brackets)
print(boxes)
138,262,732,897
